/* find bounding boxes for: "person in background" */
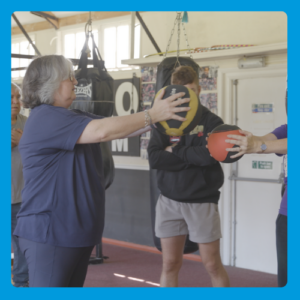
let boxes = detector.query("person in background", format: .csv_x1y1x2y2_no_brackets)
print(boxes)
226,124,287,287
11,82,29,287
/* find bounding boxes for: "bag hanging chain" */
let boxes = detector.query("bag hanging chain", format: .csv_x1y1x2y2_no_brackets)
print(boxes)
175,12,181,67
85,11,93,34
164,14,178,58
182,22,192,58
164,12,193,62
84,12,93,58
176,13,181,58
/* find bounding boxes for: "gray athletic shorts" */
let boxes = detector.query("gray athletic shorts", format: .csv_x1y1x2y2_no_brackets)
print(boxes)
155,194,222,244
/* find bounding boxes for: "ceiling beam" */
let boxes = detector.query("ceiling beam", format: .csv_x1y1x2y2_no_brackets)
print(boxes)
31,11,58,21
136,11,162,55
30,11,59,30
11,13,41,56
12,11,132,35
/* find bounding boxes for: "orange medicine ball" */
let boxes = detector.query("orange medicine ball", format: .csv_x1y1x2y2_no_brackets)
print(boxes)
207,124,245,163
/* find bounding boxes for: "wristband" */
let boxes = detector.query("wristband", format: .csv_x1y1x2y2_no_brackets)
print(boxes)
144,109,153,127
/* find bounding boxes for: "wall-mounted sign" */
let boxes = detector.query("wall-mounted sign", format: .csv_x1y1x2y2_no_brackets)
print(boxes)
108,76,141,157
252,104,273,113
252,161,273,170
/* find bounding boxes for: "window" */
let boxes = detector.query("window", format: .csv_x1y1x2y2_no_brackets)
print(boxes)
64,30,99,62
103,23,140,70
11,36,35,79
62,18,141,72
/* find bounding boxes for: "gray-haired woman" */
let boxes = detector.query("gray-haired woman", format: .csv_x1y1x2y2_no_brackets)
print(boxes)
13,55,190,287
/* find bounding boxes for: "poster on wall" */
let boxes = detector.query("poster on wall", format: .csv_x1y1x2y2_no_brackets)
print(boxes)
199,66,218,90
108,76,141,157
200,93,218,114
142,83,156,105
140,66,158,159
140,138,150,160
141,66,157,83
140,131,151,159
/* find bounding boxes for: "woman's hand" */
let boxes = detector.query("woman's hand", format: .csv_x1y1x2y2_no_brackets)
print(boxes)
11,128,23,147
149,89,190,124
77,90,190,144
225,130,257,158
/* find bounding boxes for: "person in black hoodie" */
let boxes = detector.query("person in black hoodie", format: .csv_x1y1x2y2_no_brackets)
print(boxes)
148,66,230,287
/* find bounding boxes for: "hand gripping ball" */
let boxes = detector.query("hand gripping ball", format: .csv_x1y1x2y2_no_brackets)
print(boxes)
207,124,245,163
153,85,202,136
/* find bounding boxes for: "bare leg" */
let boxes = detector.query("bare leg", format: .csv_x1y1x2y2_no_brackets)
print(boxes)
160,235,186,287
198,239,230,287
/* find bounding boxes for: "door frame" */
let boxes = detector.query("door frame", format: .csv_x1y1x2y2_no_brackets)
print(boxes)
217,64,287,266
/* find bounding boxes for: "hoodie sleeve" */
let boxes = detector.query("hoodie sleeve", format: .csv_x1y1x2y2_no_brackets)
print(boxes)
171,114,224,167
147,129,190,171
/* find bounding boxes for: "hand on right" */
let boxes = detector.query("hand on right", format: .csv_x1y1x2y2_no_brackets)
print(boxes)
225,130,257,158
149,89,190,124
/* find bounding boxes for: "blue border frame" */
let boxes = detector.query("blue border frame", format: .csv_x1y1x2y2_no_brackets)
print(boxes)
4,2,296,299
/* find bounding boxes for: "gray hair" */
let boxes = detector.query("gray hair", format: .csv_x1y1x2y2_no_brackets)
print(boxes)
11,82,21,94
22,55,74,109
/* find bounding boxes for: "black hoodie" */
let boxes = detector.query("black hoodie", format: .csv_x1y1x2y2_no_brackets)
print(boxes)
148,106,224,203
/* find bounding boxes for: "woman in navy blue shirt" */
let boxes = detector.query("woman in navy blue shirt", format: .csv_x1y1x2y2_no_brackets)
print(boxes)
14,55,190,287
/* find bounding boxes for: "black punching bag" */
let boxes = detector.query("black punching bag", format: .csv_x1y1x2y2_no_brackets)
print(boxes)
70,32,115,190
150,56,199,254
155,56,200,93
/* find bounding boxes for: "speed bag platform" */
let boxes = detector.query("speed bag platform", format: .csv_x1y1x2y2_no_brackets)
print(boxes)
150,168,199,254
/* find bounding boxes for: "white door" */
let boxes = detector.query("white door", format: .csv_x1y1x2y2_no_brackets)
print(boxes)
234,75,286,274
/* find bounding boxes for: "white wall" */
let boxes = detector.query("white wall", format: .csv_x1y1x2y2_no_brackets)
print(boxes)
139,12,287,58
12,12,287,64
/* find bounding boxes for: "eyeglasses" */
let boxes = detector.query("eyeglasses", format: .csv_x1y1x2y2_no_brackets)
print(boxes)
69,71,75,82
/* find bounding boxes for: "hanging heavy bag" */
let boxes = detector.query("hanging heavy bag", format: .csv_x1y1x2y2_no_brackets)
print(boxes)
155,56,200,93
72,33,114,117
70,32,115,190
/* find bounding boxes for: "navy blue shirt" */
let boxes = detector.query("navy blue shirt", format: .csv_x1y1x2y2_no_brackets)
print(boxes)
14,104,105,247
